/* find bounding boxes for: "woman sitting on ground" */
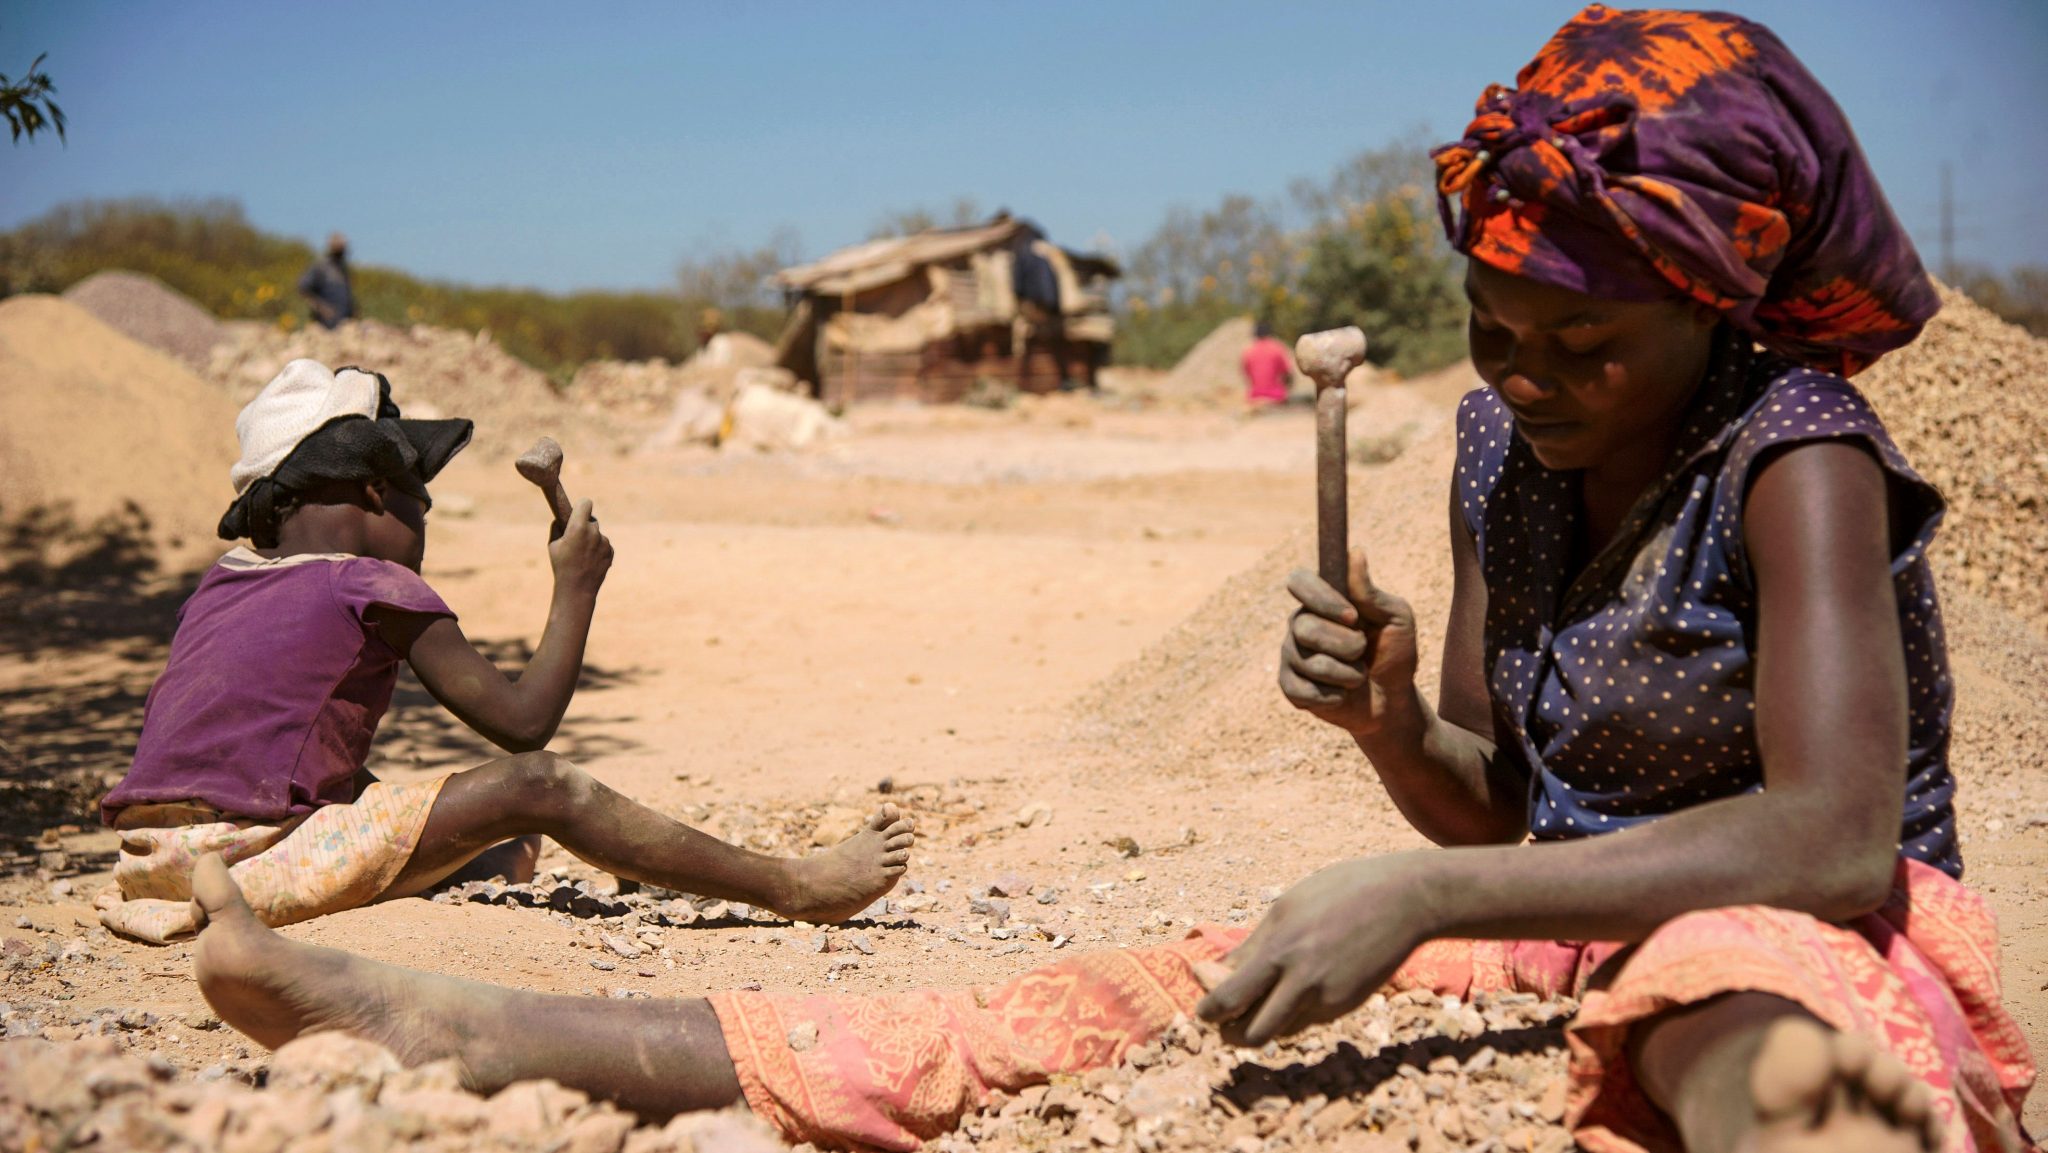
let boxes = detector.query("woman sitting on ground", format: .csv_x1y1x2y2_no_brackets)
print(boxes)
185,9,2034,1152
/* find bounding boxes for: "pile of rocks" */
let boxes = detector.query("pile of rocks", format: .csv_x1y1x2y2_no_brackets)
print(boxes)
61,270,225,372
933,988,1576,1153
204,319,604,457
0,1032,781,1153
567,332,781,428
1858,285,2048,632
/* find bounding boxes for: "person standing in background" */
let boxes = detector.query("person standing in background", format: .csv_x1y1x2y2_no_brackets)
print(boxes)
298,233,355,330
1240,321,1294,408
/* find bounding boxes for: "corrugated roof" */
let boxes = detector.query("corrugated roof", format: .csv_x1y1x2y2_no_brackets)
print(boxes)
775,221,1027,296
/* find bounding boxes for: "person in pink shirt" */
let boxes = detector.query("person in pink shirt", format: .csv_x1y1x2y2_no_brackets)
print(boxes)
1240,321,1294,408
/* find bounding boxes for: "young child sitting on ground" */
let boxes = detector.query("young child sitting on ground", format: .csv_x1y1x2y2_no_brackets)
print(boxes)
96,359,913,943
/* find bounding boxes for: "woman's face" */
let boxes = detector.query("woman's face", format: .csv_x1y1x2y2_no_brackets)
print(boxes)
1465,260,1719,474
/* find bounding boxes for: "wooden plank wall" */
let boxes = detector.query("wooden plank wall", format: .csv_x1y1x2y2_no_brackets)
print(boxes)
821,328,1103,408
815,327,1105,407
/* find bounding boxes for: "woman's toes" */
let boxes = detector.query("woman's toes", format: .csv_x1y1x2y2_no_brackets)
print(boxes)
1829,1029,1876,1082
1856,1049,1912,1111
865,804,900,832
1892,1077,1934,1128
1748,1017,1835,1120
886,832,914,851
883,849,910,867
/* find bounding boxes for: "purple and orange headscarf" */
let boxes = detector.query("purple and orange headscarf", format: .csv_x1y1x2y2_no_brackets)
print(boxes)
1433,5,1937,376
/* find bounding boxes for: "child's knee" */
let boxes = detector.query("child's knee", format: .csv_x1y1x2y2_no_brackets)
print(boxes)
493,751,596,815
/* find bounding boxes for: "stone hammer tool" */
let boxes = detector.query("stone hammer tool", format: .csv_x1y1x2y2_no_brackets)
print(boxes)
515,436,573,534
1294,327,1368,591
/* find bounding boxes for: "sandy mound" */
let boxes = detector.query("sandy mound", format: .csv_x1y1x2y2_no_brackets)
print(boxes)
1068,416,1458,798
206,319,602,457
0,295,238,574
1857,285,2048,632
1135,318,1393,411
61,270,223,372
1156,316,1256,406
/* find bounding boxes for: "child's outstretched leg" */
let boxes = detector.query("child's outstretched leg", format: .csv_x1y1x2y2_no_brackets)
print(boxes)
386,752,912,924
1630,991,1944,1153
192,854,745,1118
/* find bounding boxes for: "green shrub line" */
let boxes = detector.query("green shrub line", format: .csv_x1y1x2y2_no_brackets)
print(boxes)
0,198,784,384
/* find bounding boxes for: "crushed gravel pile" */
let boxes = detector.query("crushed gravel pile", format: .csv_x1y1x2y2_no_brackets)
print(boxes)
0,1033,782,1153
932,989,1575,1153
1856,285,2048,632
206,320,608,458
61,271,224,372
567,333,779,427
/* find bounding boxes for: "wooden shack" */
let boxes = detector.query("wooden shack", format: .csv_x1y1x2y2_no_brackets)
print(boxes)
770,217,1119,408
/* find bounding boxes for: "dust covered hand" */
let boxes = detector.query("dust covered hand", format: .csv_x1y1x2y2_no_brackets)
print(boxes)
548,499,613,602
1278,546,1419,737
1196,854,1430,1046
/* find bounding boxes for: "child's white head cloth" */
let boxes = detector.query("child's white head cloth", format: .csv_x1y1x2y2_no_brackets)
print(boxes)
230,359,385,494
218,359,472,545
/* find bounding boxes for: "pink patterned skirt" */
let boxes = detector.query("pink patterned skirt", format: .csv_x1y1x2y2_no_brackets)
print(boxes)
709,859,2035,1152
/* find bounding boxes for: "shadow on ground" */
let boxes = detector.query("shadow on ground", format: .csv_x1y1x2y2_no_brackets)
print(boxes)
0,528,645,875
1217,1025,1568,1113
375,638,645,772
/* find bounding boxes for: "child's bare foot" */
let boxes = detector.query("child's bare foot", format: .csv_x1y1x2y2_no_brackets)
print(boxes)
1738,1016,1942,1152
191,854,478,1070
772,804,914,924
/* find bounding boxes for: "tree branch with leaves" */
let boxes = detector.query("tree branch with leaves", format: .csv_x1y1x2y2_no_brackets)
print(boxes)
2,53,65,145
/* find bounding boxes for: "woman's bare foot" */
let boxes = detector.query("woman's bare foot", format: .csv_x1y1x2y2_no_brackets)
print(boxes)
1738,1016,1943,1152
771,803,915,924
192,854,747,1116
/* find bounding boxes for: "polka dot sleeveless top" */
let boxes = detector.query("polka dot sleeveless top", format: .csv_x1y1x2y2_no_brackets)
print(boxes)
1454,332,1961,877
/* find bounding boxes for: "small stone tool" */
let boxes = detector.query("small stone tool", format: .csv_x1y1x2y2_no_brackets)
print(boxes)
515,436,573,531
1294,327,1368,590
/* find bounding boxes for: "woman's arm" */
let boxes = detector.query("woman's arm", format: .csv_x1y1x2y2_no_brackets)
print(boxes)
1209,441,1908,1042
369,501,613,754
1279,490,1522,845
1427,440,1908,934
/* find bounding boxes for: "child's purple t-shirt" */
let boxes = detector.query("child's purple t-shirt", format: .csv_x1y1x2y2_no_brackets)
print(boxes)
101,548,454,824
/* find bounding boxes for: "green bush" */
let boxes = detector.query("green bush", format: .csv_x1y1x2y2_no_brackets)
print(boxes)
1295,195,1467,378
1111,140,1468,377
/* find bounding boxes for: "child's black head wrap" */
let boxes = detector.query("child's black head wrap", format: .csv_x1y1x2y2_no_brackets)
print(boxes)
219,363,472,548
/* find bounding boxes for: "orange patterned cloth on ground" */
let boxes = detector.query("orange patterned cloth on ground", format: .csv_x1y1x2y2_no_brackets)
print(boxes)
94,777,444,944
710,860,2034,1153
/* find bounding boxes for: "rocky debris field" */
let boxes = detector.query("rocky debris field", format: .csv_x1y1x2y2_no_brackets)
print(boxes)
0,1031,784,1153
204,318,605,459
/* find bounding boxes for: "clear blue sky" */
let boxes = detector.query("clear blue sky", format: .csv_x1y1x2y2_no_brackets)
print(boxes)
4,1,2042,293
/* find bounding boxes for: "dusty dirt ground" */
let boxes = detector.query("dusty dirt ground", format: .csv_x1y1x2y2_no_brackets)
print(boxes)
3,375,2044,1151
